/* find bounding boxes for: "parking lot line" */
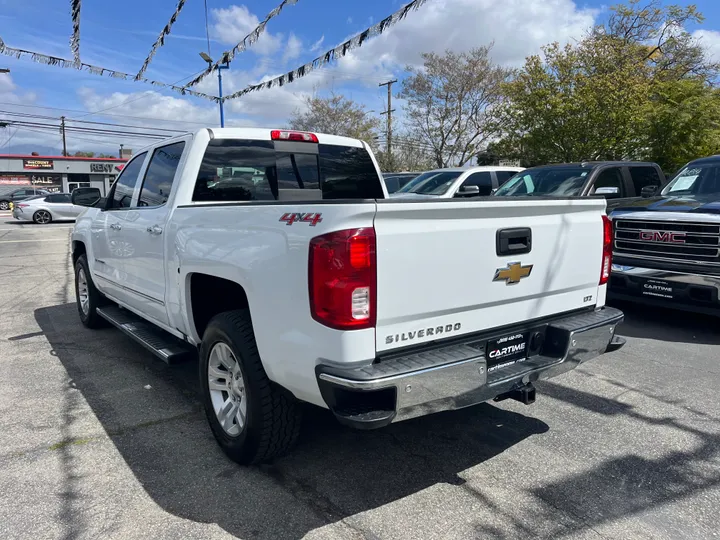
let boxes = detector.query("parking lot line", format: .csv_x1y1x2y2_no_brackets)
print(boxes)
0,226,74,231
0,238,68,243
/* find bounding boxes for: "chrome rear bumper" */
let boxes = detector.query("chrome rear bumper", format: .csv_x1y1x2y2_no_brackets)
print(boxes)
316,307,624,429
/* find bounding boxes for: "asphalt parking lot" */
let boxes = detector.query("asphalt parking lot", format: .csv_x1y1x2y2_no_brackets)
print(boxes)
1,218,720,540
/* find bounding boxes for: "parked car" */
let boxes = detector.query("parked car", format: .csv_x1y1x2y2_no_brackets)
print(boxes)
382,172,421,193
608,154,720,314
0,188,50,211
391,166,525,198
70,127,623,465
12,192,85,224
493,161,665,210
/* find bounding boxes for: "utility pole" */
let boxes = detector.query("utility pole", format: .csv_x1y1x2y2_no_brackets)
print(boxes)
60,116,67,157
379,79,397,169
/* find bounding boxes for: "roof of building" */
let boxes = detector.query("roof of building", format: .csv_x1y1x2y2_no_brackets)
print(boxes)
0,154,127,161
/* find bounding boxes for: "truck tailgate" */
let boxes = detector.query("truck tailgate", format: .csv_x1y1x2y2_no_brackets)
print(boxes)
374,198,606,352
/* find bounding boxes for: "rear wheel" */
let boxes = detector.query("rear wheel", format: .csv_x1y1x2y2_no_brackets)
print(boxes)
0,200,9,211
199,310,302,464
74,254,108,329
33,210,52,224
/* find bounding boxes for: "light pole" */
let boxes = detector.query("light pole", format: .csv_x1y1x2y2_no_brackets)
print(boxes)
199,52,229,128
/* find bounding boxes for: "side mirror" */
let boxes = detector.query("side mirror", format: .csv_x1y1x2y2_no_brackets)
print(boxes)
641,185,658,198
456,185,480,197
594,186,620,198
71,187,102,207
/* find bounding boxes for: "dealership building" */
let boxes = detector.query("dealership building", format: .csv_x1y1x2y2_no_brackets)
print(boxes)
0,154,129,197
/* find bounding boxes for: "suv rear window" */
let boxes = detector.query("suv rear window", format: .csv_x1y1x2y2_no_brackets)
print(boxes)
193,139,384,202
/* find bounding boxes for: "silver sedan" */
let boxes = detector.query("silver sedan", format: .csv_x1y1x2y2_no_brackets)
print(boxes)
12,193,86,224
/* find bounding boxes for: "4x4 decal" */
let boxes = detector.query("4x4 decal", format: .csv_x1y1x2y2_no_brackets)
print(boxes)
279,212,323,226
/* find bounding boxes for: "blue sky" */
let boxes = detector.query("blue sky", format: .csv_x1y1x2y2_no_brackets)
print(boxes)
1,0,720,154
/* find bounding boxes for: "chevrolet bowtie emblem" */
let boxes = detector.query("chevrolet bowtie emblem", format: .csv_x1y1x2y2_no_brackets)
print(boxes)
493,262,533,285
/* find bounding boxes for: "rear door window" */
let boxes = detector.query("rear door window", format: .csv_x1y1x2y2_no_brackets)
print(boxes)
193,140,383,202
628,166,662,194
46,194,71,203
495,170,517,185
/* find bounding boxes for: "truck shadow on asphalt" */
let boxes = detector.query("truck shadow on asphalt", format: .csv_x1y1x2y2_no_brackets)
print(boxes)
36,303,549,540
611,300,720,346
35,302,720,538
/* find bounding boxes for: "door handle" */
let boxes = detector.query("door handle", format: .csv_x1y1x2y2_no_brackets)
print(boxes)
146,225,163,235
110,222,122,231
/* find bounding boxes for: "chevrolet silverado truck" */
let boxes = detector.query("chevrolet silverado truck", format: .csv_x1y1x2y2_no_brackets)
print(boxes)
609,155,720,314
70,128,625,465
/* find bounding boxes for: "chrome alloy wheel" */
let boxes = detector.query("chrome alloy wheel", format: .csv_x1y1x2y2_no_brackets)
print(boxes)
77,267,90,316
35,210,51,224
207,342,248,436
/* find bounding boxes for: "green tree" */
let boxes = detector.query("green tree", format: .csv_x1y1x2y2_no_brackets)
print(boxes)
289,92,379,144
497,0,719,166
645,79,720,173
72,151,95,157
399,46,512,168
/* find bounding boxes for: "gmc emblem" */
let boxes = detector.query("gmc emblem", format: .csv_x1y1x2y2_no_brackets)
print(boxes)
639,230,686,243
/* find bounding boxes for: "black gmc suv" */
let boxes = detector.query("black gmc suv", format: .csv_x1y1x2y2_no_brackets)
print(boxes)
608,154,720,314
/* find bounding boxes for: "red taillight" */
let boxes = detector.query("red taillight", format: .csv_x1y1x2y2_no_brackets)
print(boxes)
271,129,319,143
600,215,612,285
309,228,376,330
16,204,29,208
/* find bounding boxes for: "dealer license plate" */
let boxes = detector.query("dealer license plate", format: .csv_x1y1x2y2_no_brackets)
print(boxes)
640,278,675,300
486,332,528,373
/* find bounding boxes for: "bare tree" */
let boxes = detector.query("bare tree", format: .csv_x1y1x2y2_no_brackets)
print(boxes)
376,133,435,172
400,46,511,168
289,92,380,144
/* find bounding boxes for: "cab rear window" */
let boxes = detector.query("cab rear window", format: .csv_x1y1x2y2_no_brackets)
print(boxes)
193,139,384,202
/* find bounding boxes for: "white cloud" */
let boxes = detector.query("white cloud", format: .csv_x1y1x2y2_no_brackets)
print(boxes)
212,5,282,56
0,74,37,105
283,33,303,63
693,29,720,64
347,17,353,25
310,35,325,53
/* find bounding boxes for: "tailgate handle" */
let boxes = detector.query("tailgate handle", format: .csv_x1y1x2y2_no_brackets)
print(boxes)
496,228,532,256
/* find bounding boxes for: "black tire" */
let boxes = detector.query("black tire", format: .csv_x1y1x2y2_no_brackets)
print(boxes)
199,310,302,465
33,210,52,224
0,200,9,211
74,254,108,329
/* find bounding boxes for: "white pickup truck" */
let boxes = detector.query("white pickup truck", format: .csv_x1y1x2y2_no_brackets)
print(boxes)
70,128,624,464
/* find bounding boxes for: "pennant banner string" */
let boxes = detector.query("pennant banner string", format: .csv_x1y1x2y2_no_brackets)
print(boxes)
184,0,301,89
135,0,187,80
0,37,220,102
70,0,81,64
222,0,429,101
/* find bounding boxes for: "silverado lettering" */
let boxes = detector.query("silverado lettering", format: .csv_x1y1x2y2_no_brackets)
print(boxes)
386,323,462,344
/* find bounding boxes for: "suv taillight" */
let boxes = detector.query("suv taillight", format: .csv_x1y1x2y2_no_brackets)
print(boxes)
600,215,612,285
309,228,376,330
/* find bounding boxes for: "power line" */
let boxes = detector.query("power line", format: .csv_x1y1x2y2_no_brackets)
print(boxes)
1,119,173,140
0,110,186,134
0,102,211,126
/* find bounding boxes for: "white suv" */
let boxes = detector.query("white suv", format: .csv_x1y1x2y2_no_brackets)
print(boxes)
391,166,524,198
